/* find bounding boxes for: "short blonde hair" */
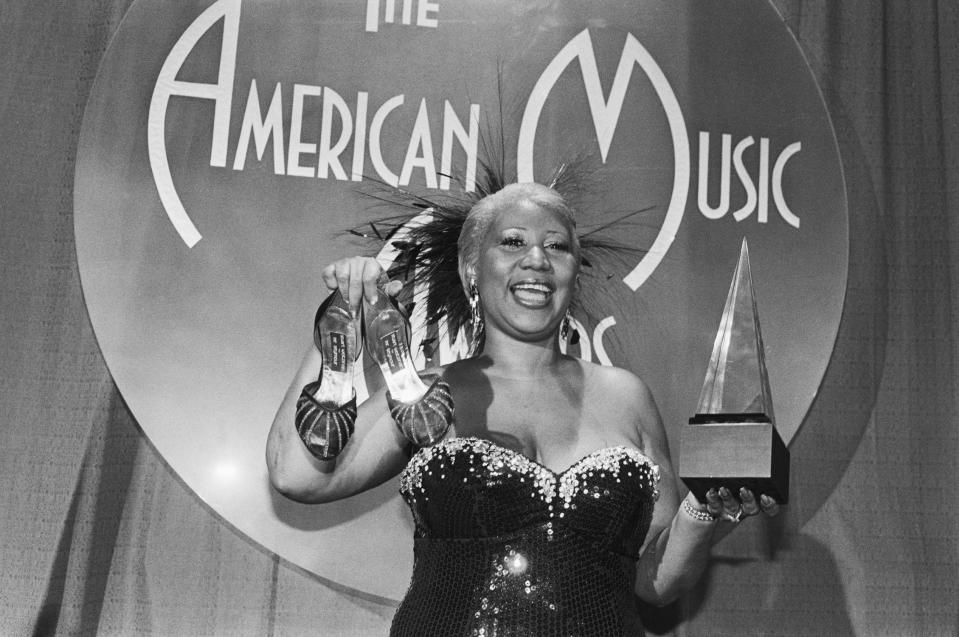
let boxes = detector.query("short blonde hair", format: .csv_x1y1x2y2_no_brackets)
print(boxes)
457,183,580,287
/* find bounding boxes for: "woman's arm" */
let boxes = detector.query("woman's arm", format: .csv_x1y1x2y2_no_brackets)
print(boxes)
626,371,778,605
621,371,712,605
265,344,412,503
266,256,412,503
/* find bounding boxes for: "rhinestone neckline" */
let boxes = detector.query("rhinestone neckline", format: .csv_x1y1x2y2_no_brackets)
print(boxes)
400,436,660,505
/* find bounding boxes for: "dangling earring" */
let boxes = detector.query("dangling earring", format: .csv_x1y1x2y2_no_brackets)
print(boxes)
467,278,484,356
469,279,481,329
561,309,579,345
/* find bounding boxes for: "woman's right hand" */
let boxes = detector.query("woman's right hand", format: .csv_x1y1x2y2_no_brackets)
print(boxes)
321,256,401,316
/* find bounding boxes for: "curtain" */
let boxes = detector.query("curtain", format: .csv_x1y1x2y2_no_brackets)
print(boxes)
0,0,955,635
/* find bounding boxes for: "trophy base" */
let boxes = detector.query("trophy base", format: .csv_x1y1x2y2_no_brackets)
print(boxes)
679,418,789,504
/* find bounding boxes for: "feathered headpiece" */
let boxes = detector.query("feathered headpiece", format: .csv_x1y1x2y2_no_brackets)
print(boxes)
349,151,650,360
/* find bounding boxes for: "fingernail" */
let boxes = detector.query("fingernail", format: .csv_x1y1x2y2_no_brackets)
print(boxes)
739,487,750,499
706,488,717,499
719,487,730,498
761,495,773,505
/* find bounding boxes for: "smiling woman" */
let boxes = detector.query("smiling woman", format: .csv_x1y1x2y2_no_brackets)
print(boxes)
266,179,781,635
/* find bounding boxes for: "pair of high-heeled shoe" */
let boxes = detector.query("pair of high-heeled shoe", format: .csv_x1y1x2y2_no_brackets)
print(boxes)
295,282,454,460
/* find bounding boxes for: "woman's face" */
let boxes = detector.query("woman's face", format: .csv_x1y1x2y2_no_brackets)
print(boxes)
472,198,579,344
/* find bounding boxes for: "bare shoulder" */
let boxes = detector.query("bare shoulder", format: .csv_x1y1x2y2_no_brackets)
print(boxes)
580,360,656,410
578,360,666,449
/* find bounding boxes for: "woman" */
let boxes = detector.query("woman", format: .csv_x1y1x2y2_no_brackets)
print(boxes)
267,183,779,635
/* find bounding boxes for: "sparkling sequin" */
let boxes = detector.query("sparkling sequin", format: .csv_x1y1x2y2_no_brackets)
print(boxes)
400,437,659,505
392,437,660,636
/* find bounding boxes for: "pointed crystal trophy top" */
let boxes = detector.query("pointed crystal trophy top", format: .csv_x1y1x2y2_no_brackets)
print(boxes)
694,238,775,423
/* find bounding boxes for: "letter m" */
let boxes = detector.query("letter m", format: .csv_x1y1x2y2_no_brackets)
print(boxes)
518,29,679,177
516,29,690,292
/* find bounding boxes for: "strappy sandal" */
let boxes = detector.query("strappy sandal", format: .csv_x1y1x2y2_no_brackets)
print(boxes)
364,279,453,446
294,290,361,460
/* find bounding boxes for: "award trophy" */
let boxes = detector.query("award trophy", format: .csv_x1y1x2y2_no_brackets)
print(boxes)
679,239,790,503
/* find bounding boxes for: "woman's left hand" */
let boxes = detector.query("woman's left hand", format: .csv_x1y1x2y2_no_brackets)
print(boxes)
705,487,780,522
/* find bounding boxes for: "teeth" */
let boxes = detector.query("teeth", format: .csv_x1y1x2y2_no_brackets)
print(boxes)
513,283,551,293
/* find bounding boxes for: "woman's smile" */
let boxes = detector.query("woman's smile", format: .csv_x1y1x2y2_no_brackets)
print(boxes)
510,279,555,308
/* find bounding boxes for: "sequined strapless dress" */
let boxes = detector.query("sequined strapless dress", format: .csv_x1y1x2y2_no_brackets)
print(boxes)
391,436,661,637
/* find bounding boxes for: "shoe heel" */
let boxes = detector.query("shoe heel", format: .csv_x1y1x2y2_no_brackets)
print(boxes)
313,291,359,408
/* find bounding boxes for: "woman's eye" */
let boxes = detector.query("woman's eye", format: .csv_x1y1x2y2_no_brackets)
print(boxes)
501,236,525,248
545,242,570,252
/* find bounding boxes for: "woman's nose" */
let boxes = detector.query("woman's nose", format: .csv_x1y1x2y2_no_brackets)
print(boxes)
520,245,550,269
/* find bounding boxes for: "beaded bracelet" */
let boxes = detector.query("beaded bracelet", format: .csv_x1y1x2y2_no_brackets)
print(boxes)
682,497,717,523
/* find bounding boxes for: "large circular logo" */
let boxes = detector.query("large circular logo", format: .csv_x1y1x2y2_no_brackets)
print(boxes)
75,0,847,600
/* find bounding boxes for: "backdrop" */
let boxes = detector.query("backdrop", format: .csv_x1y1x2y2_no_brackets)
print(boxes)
0,0,956,635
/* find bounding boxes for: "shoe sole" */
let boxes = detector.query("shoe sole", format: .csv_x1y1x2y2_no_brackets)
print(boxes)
364,294,428,403
313,294,358,408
